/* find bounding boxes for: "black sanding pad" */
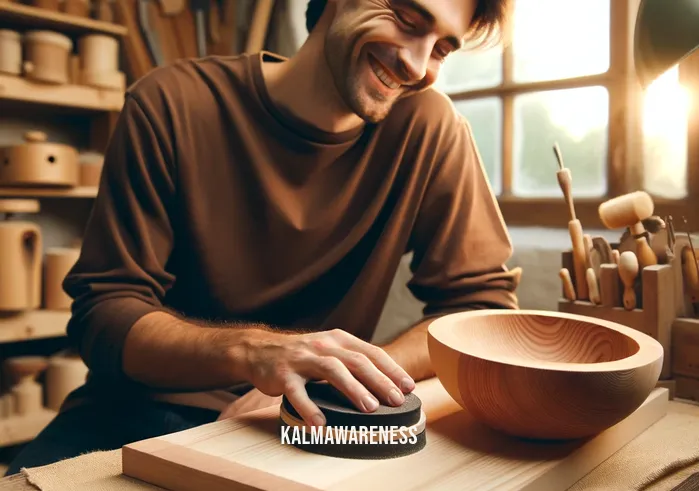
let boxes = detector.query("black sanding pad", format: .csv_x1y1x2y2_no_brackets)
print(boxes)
279,381,426,459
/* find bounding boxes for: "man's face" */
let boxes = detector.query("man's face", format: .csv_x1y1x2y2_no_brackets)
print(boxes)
323,0,477,123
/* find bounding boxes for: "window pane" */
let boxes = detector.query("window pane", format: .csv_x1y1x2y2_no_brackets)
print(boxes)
434,46,503,93
454,98,502,195
512,0,610,83
513,86,609,197
643,66,689,199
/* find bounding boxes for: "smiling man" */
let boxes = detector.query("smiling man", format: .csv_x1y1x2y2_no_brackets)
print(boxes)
7,0,520,475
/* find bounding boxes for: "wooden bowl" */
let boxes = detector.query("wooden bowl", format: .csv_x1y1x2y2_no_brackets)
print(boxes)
427,309,663,440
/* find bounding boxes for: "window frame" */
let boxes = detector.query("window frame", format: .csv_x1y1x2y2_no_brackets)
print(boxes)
445,0,699,230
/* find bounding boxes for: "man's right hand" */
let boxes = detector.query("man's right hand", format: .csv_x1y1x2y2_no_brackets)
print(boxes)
237,328,415,427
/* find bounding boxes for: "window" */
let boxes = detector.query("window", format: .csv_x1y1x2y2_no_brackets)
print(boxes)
436,0,698,229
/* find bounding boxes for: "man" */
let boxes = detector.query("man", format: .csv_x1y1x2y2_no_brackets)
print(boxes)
7,0,519,474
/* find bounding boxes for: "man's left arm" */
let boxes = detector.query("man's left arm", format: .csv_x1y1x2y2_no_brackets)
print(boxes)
380,114,521,381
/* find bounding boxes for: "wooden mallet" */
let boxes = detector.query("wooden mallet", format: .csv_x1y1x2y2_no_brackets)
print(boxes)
598,191,658,269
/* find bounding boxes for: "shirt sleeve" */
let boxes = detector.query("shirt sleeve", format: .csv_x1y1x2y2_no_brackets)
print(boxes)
406,115,521,317
63,91,178,383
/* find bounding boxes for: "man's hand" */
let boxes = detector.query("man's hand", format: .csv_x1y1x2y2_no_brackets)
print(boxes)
239,328,415,427
217,389,282,421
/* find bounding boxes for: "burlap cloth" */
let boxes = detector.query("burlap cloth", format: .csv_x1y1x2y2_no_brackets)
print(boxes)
18,410,699,491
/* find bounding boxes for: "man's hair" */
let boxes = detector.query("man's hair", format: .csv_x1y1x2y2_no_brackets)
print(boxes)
306,0,327,33
304,0,512,47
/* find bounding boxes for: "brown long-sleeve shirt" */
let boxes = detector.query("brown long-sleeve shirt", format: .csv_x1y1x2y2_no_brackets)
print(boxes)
64,51,520,397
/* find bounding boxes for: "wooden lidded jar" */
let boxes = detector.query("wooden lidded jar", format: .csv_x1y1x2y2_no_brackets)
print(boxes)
0,200,42,312
23,30,73,84
0,29,22,75
0,131,79,187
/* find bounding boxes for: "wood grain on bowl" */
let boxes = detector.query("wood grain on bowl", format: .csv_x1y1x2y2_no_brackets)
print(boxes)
428,310,663,440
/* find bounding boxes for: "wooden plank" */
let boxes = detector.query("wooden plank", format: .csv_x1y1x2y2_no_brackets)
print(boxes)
557,300,647,333
0,2,127,36
643,264,676,378
0,74,124,112
0,310,70,344
0,409,56,447
122,378,669,491
0,187,97,199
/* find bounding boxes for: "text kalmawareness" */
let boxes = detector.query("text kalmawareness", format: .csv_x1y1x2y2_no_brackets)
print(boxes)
281,425,420,445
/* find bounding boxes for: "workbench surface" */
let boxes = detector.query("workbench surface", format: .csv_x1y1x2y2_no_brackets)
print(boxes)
1,398,699,491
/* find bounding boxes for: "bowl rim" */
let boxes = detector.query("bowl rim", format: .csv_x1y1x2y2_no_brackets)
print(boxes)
427,309,664,372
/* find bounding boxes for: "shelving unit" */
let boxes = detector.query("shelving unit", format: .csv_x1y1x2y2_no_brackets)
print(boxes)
0,2,127,449
0,186,98,199
0,310,71,344
0,73,124,112
0,2,127,36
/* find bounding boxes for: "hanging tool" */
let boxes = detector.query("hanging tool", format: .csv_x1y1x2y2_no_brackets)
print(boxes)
138,0,165,66
191,0,208,57
245,0,275,53
554,142,589,300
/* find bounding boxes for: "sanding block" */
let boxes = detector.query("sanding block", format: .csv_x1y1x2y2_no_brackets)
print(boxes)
279,381,426,459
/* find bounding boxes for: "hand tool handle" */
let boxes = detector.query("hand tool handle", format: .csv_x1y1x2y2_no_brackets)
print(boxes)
618,251,639,310
682,246,699,300
559,268,576,301
635,236,658,269
569,219,588,300
612,249,620,264
556,169,576,221
586,268,600,305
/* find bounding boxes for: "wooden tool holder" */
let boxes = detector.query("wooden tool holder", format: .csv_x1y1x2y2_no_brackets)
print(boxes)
559,231,699,397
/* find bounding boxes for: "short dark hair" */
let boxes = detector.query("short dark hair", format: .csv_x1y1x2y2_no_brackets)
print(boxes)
306,0,327,33
304,0,512,46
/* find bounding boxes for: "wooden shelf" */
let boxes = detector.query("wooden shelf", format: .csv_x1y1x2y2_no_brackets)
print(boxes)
0,73,124,112
0,2,127,37
0,186,98,198
0,409,57,447
0,310,70,344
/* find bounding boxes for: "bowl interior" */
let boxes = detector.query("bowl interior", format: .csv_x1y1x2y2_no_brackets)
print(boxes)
432,311,640,365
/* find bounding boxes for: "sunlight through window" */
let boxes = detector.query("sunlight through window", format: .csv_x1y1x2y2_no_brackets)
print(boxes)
642,66,691,199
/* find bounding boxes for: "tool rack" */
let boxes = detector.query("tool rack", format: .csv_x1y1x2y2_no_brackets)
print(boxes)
559,230,699,400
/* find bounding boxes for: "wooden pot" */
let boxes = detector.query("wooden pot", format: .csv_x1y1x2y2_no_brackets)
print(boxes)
45,352,88,411
78,152,103,186
0,200,42,312
0,131,79,187
78,34,123,90
44,247,80,310
4,356,48,415
23,30,73,85
0,29,22,75
427,309,663,440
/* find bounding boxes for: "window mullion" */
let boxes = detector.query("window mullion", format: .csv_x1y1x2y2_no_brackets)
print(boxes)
502,38,514,196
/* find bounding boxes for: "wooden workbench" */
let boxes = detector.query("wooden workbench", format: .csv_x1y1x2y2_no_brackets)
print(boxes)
1,398,699,491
